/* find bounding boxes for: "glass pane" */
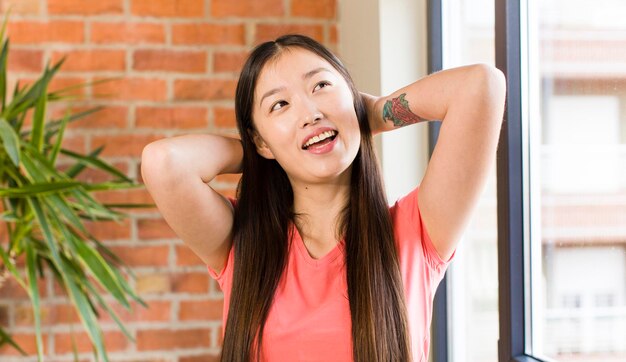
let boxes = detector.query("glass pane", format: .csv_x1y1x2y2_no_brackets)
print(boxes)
528,1,626,361
441,0,498,361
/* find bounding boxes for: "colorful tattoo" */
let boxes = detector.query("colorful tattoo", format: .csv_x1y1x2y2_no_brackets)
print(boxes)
382,93,423,127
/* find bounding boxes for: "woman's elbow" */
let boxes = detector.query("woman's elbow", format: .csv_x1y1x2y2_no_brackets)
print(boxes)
472,64,507,100
466,64,507,120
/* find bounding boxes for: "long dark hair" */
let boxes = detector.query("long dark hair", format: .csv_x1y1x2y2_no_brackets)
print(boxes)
222,34,412,361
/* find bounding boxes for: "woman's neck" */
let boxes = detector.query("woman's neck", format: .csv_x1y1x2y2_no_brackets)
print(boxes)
290,170,351,251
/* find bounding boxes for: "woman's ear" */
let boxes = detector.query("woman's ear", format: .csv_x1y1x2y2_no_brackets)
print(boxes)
248,129,276,159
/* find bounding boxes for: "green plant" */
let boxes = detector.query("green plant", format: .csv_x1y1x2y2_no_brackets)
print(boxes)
0,16,150,362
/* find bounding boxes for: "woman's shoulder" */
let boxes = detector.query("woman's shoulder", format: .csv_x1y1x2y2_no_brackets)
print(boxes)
390,186,454,272
389,187,420,220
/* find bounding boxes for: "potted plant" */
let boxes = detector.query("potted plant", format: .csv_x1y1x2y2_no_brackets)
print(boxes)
0,16,149,362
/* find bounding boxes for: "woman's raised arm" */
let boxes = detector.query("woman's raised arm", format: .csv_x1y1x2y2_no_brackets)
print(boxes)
364,64,506,261
140,134,243,272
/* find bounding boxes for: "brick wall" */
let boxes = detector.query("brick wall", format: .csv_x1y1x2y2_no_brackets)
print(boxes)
0,0,337,360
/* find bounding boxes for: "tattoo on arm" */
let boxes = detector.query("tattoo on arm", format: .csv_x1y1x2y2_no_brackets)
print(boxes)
382,93,423,128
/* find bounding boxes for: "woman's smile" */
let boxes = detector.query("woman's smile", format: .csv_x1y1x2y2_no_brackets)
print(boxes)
303,132,338,154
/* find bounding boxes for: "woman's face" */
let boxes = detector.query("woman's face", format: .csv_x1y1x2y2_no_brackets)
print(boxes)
251,48,361,185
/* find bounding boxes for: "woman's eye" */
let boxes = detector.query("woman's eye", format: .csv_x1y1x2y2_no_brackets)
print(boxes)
270,100,288,112
313,81,331,92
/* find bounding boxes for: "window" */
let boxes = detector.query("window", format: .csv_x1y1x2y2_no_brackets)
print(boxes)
497,0,626,361
529,0,626,360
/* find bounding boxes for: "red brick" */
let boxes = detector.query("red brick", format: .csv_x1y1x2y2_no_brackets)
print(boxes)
120,358,170,362
53,133,86,154
214,51,248,73
172,23,245,45
15,75,88,100
84,219,132,241
93,189,155,207
131,0,204,17
49,304,81,325
137,218,177,240
13,304,41,327
8,49,43,72
179,299,223,321
213,107,236,128
17,76,79,102
136,273,170,294
48,0,123,15
12,77,86,112
107,245,169,267
291,0,337,18
59,160,128,184
330,24,338,44
55,105,128,129
137,328,211,350
55,330,127,354
255,24,324,44
52,278,68,296
14,304,46,327
175,244,204,266
64,161,128,185
0,333,49,356
180,355,221,362
14,303,80,327
211,0,284,17
136,106,207,129
133,50,206,73
217,324,224,345
51,50,126,72
51,273,108,297
49,76,88,98
132,300,172,322
91,22,166,44
7,21,84,44
0,276,47,300
172,272,209,293
91,133,164,157
0,305,8,327
93,78,167,101
101,300,171,323
0,0,41,14
174,79,237,101
50,304,81,325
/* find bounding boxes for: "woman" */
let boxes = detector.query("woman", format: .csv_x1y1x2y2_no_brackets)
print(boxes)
141,34,506,361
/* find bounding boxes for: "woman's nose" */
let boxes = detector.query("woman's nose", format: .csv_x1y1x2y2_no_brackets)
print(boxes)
298,98,323,128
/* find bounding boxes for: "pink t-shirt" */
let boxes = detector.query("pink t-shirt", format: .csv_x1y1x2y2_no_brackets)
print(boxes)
207,187,453,361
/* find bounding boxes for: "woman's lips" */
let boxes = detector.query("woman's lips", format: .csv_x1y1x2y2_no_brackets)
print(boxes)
304,134,338,154
301,127,338,148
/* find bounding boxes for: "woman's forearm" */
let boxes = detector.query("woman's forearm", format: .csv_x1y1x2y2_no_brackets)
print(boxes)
141,134,243,184
366,64,505,134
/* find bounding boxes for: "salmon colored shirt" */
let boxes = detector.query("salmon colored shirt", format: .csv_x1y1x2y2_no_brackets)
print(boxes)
207,187,453,361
